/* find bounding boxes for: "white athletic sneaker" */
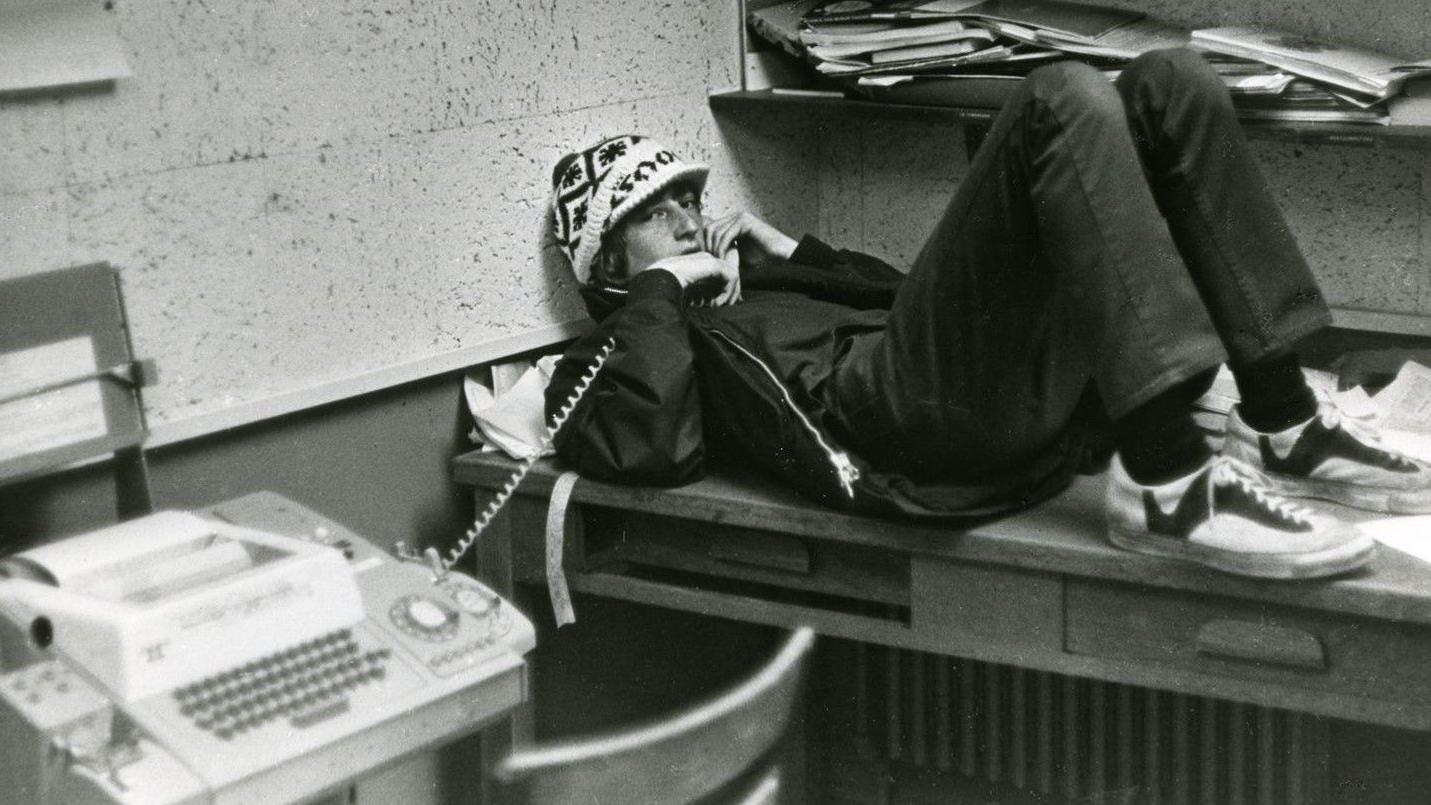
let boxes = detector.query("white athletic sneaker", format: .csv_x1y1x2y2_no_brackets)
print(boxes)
1106,454,1374,579
1224,403,1431,514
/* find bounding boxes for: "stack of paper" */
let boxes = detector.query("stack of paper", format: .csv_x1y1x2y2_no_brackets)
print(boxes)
749,0,1179,107
1232,79,1389,124
1358,360,1431,463
747,0,1430,126
804,0,1143,40
759,0,1156,81
1190,27,1431,102
1189,359,1431,466
804,21,1001,73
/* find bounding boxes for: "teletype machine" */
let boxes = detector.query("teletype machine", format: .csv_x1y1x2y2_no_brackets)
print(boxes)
0,267,621,804
0,493,535,804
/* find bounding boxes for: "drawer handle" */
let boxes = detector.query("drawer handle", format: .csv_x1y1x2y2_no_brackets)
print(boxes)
1194,619,1328,671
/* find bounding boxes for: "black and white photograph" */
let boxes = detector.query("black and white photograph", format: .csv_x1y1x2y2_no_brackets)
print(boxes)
5,1,1431,802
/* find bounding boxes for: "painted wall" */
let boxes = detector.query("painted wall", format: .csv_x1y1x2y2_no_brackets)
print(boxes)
0,0,753,442
6,1,1431,465
0,370,473,548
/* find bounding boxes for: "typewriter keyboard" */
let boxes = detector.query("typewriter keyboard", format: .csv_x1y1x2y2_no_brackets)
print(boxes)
172,629,391,740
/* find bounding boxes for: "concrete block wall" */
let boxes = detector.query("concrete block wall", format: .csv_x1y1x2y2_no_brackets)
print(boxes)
766,0,1431,323
0,0,764,436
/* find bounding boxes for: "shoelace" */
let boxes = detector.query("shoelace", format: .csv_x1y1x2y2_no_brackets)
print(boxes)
1313,399,1420,469
1315,400,1381,443
1208,456,1313,528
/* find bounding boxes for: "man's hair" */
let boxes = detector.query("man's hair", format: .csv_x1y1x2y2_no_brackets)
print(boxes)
590,179,701,288
594,227,630,287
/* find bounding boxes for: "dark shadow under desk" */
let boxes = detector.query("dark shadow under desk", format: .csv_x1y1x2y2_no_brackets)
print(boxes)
452,451,1431,733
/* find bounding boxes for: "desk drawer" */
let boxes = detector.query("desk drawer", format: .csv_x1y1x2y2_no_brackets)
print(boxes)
910,556,1063,658
1066,580,1431,702
587,509,910,608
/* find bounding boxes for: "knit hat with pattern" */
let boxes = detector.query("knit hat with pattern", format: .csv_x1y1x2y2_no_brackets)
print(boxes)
549,135,708,284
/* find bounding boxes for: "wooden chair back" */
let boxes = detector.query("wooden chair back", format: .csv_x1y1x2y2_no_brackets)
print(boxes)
495,626,815,804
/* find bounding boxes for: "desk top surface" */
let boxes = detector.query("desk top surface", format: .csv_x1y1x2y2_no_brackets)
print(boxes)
452,451,1431,626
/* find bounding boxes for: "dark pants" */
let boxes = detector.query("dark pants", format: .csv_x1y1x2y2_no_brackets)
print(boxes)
829,49,1331,482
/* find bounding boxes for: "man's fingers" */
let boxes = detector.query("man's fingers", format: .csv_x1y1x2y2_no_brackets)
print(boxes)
722,273,739,305
704,214,747,258
721,263,741,306
709,222,735,257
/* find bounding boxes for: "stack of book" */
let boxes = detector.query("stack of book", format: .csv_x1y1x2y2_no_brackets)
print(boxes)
1190,27,1431,124
802,19,1000,73
1191,27,1429,101
749,0,1431,126
750,0,1179,108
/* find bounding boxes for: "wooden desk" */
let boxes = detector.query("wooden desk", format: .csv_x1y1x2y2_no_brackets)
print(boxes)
452,452,1431,733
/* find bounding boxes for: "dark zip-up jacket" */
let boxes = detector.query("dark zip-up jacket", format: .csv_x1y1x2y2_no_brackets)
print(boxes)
545,236,1083,520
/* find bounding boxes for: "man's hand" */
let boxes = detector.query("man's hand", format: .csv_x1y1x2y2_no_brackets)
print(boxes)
702,212,797,269
642,252,741,307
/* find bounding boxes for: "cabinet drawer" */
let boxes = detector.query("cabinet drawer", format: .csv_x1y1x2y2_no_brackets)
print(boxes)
586,509,910,608
1066,580,1431,702
910,557,1062,657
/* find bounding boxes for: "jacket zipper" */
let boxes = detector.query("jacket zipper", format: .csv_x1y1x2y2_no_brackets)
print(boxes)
708,329,860,498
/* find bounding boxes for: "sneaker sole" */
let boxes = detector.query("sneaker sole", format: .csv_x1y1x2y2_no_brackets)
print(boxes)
1107,527,1376,580
1261,472,1431,515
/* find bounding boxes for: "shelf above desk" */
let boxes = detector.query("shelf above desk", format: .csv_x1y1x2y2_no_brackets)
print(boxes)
711,88,1431,151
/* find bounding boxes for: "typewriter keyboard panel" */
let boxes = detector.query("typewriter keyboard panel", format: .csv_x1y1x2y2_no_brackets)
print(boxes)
171,629,391,740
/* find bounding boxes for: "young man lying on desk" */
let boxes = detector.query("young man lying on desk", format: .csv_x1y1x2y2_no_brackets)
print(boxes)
543,49,1431,581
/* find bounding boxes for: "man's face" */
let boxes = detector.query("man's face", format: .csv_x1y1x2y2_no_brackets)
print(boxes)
619,185,704,276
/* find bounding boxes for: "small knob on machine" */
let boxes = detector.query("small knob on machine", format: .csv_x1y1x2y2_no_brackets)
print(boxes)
452,587,492,617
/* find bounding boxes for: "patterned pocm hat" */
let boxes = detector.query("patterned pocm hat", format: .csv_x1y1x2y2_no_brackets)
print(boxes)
550,134,709,284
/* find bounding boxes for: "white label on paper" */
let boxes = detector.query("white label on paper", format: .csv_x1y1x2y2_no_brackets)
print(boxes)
0,336,108,463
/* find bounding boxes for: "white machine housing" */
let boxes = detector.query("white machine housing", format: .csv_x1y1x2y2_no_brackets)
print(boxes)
0,511,364,701
0,493,534,805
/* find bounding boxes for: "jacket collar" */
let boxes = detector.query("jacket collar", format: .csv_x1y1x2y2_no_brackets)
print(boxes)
578,282,628,323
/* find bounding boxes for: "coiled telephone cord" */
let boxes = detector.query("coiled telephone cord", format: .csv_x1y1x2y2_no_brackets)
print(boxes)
440,337,617,572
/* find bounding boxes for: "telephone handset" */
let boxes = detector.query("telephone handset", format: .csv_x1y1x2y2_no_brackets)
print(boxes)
406,336,618,579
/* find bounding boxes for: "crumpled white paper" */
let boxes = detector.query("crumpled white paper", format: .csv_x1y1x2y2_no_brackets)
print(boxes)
1361,361,1431,464
463,355,561,460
